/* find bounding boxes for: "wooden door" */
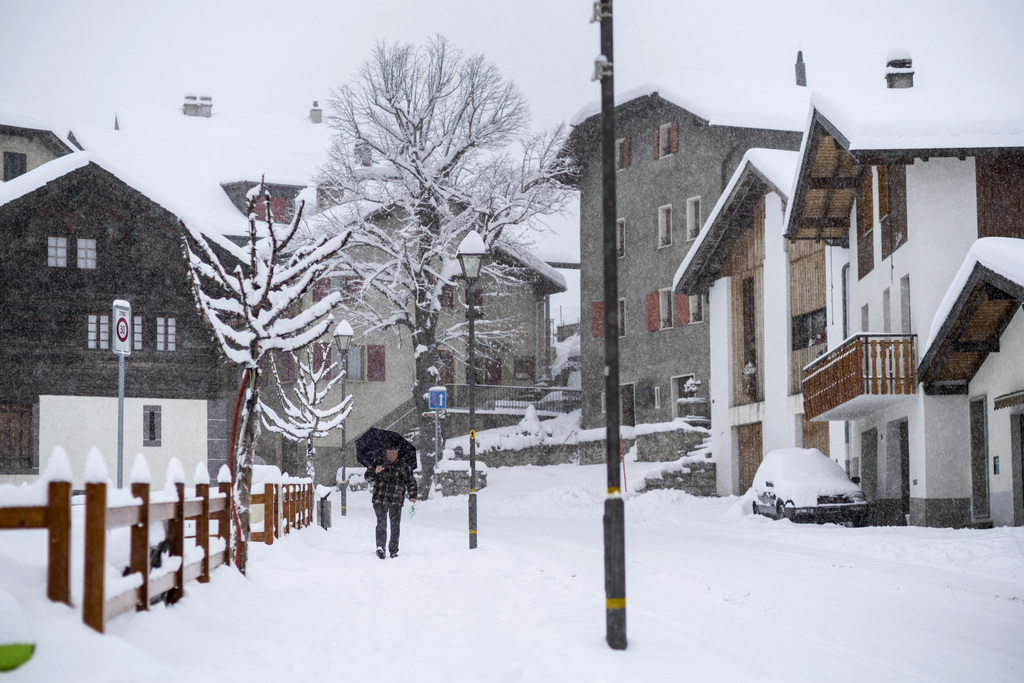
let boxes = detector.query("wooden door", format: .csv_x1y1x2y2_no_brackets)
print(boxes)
737,422,763,492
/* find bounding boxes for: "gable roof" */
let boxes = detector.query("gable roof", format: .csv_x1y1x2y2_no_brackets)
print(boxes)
674,149,799,295
917,237,1024,394
785,85,1024,244
0,100,76,157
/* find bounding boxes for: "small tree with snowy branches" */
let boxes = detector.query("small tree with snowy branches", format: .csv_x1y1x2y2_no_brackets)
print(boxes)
313,35,575,491
181,181,348,574
260,345,353,480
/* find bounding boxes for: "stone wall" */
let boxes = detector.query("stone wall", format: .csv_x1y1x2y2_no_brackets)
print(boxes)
634,429,708,462
640,460,717,497
436,469,489,497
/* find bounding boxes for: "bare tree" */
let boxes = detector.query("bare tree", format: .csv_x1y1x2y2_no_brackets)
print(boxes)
181,181,348,573
260,348,352,480
313,35,575,491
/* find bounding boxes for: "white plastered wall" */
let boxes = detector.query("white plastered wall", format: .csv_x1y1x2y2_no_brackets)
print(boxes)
708,275,733,495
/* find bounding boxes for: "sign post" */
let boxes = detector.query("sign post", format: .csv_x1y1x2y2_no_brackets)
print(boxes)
428,386,447,493
112,300,132,488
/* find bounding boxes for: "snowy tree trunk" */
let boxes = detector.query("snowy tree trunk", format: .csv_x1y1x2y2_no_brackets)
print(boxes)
235,367,259,574
305,440,316,481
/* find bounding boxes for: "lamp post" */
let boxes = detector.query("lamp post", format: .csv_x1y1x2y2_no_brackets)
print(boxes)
457,230,487,550
333,320,353,517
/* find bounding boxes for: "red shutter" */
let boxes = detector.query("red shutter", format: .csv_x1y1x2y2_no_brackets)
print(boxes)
312,342,327,374
652,128,660,160
312,278,330,303
646,292,660,331
675,294,690,325
669,121,679,154
441,284,454,309
623,137,630,168
467,289,484,319
367,344,386,381
281,352,296,382
591,301,605,338
486,358,502,385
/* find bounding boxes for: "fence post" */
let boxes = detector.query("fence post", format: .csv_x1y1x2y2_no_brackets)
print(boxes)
47,480,71,606
167,482,185,604
265,484,274,546
218,481,231,567
83,481,107,633
197,482,211,582
130,481,150,611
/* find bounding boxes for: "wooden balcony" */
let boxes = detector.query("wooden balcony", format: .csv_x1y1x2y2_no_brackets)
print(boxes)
802,334,917,421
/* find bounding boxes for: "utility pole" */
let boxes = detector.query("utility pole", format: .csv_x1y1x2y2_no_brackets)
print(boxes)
592,0,626,650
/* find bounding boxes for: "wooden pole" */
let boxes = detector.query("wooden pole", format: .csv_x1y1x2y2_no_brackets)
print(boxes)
218,481,232,567
47,480,71,606
83,482,107,633
197,483,211,583
168,482,185,604
130,482,150,610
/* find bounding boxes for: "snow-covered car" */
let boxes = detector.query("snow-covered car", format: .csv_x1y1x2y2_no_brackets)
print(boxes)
751,448,869,526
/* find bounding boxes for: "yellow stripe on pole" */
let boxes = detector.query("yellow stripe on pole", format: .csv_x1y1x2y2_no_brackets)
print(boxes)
608,487,621,495
469,529,477,534
606,598,626,610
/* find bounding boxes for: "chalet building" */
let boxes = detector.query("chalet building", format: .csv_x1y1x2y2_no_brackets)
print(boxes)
675,149,829,495
784,54,1024,527
0,153,226,488
0,100,74,181
563,75,807,431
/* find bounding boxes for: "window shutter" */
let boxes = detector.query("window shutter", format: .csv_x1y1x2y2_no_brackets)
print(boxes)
312,278,330,303
652,128,660,160
675,294,690,325
486,358,502,385
623,137,630,168
646,292,660,331
669,121,679,154
441,284,454,309
312,342,327,374
367,344,386,381
281,353,296,382
591,301,605,338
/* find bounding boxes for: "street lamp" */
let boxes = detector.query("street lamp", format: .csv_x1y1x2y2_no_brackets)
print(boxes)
333,319,353,517
456,230,487,550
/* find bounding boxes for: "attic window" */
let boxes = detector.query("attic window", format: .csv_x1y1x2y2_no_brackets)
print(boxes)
3,152,27,181
615,137,630,170
47,237,68,267
655,122,678,158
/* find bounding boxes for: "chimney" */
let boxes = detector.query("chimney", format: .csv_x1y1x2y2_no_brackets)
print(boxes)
885,50,914,89
182,93,199,116
197,94,213,118
310,100,322,124
795,50,806,87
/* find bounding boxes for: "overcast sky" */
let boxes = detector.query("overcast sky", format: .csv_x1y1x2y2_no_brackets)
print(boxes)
3,0,1022,325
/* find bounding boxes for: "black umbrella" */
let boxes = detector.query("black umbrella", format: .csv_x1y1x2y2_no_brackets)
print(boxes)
355,427,417,470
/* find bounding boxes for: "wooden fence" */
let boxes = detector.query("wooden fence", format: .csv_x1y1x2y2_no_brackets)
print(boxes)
0,468,314,634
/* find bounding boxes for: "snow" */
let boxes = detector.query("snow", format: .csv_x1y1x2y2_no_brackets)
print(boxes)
82,448,107,485
923,237,1024,354
333,319,354,339
751,448,862,507
0,590,32,644
129,454,151,485
811,85,1024,152
2,460,1023,681
193,463,210,488
569,75,810,132
456,229,486,256
165,458,186,487
41,448,72,484
216,465,231,485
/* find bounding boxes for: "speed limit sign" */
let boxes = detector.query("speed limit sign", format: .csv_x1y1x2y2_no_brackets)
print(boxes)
112,300,132,356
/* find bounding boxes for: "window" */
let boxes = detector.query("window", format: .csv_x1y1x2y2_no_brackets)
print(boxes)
0,403,32,468
441,284,455,309
77,238,97,269
367,344,386,381
156,317,176,351
615,137,630,170
312,341,332,375
618,299,625,337
280,351,297,382
900,275,912,334
654,386,662,410
856,171,874,279
437,350,455,385
348,345,365,380
653,122,678,159
880,165,908,261
686,197,702,240
514,357,535,382
882,288,892,333
311,278,331,303
673,293,702,325
861,304,870,333
343,276,364,303
3,152,27,181
48,237,67,267
252,195,290,223
88,314,110,349
791,308,828,350
660,290,673,329
658,205,672,247
133,316,142,351
143,406,161,447
673,375,697,419
616,218,625,258
688,295,703,323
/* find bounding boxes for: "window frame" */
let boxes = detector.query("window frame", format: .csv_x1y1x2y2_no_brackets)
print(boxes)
659,289,673,330
615,137,630,171
48,236,68,268
77,238,97,269
143,405,162,447
133,316,143,351
156,317,177,352
616,218,625,258
658,205,673,248
88,314,110,350
686,197,702,241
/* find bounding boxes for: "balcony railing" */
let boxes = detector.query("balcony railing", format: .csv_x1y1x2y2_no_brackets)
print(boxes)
802,334,917,421
444,384,581,416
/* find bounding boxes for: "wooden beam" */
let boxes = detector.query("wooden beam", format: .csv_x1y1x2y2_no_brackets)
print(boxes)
950,340,1000,353
808,176,861,190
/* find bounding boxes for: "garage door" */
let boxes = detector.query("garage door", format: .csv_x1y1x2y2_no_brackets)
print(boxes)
737,422,763,493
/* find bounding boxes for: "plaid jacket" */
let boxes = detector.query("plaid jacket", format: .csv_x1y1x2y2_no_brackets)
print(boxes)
365,461,418,507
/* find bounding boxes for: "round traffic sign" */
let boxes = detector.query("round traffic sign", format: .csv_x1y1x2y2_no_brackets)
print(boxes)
116,317,129,343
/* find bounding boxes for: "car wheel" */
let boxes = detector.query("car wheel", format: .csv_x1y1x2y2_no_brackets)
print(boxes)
776,502,787,521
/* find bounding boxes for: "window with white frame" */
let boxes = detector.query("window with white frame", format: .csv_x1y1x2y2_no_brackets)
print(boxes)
658,205,672,247
133,316,142,351
48,237,67,267
616,218,625,258
87,314,110,349
688,294,703,323
77,238,97,269
658,122,675,157
618,299,625,337
156,317,177,351
659,289,673,329
686,197,702,240
654,385,662,409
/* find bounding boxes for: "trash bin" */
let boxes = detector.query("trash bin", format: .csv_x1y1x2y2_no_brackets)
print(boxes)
316,485,333,530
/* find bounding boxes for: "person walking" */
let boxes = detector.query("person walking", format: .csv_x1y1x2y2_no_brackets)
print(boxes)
365,447,418,558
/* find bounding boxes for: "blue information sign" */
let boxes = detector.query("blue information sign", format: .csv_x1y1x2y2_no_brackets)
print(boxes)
429,387,447,410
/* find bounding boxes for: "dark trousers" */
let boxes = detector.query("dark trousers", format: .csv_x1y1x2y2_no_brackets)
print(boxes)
373,504,403,554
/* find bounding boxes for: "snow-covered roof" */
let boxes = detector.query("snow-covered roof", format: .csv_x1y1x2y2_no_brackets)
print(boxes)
71,104,331,236
811,85,1024,153
0,150,184,219
674,148,799,294
570,74,811,133
0,99,75,151
494,242,567,294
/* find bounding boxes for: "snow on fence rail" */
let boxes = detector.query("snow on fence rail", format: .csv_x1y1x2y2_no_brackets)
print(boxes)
0,449,314,635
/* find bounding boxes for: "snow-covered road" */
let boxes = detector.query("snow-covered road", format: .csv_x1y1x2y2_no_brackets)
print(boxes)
5,461,1024,682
